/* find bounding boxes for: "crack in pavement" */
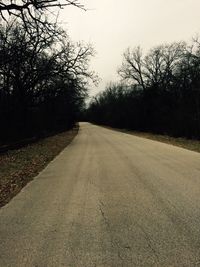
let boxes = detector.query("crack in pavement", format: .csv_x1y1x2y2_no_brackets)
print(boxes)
98,200,126,265
135,222,160,266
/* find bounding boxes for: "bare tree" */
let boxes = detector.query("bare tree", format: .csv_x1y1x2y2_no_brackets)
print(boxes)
118,46,146,90
143,42,185,88
0,0,84,25
0,20,97,140
118,43,185,90
143,46,165,87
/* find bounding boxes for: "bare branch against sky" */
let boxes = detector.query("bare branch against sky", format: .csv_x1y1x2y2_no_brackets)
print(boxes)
56,0,200,95
0,0,84,26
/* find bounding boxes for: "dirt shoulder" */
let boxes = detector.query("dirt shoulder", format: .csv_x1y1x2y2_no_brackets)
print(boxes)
103,125,200,153
0,125,78,208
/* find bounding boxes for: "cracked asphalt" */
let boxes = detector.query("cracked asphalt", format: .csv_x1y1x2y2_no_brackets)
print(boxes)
1,122,200,266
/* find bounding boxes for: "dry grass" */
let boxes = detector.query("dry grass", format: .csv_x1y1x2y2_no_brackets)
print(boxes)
0,126,78,207
104,125,200,153
129,131,200,153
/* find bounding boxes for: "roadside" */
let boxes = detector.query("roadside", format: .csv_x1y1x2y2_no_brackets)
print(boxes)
0,125,78,208
103,125,200,153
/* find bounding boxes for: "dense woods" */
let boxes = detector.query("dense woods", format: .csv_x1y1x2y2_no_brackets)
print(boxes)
0,1,96,144
1,1,200,142
87,40,200,139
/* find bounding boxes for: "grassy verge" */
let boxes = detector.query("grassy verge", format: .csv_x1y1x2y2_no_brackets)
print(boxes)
0,125,78,208
129,131,200,153
104,126,200,153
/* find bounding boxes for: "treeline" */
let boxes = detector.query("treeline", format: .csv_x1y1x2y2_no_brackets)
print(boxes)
0,17,96,143
87,40,200,139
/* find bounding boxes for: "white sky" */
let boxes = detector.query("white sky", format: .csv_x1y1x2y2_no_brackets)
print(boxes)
58,0,200,96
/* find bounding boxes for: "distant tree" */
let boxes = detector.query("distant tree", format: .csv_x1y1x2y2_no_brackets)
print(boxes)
118,43,185,90
118,46,146,90
87,39,200,140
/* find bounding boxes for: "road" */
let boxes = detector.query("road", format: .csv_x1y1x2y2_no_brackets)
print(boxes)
1,123,200,267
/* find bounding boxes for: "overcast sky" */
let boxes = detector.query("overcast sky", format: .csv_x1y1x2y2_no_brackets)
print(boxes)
59,0,200,96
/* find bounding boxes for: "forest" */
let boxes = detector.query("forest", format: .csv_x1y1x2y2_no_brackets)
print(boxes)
0,0,96,144
1,1,200,143
87,41,200,139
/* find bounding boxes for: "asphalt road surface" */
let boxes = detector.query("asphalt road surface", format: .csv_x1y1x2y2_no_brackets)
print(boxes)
1,123,200,267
